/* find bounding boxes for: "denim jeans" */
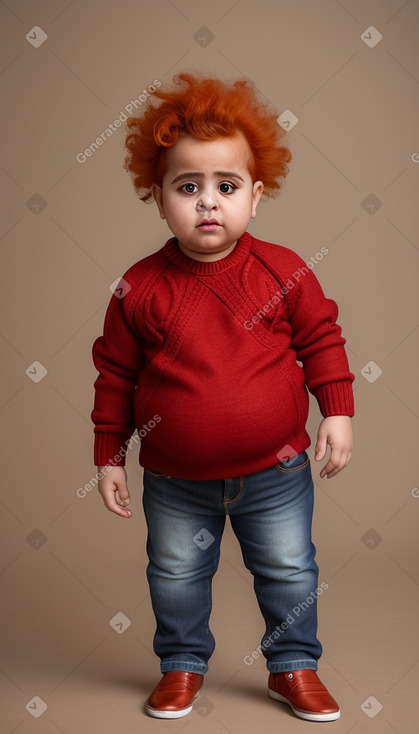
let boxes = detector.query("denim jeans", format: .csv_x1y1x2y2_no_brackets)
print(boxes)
142,450,322,675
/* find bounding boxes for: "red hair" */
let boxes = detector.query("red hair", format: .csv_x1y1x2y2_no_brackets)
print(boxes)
124,72,292,202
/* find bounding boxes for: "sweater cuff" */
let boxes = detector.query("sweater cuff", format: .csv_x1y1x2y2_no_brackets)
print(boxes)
94,431,133,467
314,381,355,418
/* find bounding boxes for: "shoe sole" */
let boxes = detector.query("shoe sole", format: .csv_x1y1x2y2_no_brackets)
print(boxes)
268,689,341,722
145,691,199,719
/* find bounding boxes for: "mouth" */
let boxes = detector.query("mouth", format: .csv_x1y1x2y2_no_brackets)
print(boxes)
197,219,221,231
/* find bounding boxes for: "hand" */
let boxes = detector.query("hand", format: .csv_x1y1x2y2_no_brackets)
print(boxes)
97,466,132,518
314,416,353,479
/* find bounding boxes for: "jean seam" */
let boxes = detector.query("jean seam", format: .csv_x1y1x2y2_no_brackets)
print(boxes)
275,457,310,474
203,547,222,647
268,659,318,671
162,659,204,665
223,475,244,513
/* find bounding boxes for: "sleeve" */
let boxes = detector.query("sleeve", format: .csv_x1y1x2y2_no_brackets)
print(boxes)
91,287,143,466
287,262,355,418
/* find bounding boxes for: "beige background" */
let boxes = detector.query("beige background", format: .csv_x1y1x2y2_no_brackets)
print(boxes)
1,0,418,732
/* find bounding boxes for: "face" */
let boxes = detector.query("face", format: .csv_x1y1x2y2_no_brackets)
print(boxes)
151,132,264,261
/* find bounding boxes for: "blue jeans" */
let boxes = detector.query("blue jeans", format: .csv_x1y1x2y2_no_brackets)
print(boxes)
142,451,322,675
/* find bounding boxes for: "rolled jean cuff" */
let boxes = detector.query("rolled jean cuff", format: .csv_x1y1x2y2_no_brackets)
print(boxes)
161,656,208,675
267,658,318,673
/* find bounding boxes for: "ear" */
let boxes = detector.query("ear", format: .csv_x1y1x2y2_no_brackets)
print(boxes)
151,183,165,219
251,181,264,218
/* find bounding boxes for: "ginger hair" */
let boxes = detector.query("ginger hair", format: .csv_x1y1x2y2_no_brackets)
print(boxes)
124,72,292,202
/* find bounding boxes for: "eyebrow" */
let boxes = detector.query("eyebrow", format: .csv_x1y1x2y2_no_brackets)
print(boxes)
170,171,245,185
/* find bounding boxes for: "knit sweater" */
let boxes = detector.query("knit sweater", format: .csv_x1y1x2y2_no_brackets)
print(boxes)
92,231,354,480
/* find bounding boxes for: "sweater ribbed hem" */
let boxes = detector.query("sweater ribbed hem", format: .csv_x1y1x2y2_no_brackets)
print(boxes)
162,231,252,274
94,431,133,467
314,381,355,418
140,432,312,481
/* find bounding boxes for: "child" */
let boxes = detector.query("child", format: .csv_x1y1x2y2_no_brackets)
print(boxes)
92,72,354,722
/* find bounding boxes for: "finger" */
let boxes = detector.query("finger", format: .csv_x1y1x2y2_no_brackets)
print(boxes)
101,488,132,518
320,462,332,478
320,460,339,479
314,436,327,461
109,499,132,518
116,487,131,506
328,443,346,474
320,451,347,479
322,464,339,479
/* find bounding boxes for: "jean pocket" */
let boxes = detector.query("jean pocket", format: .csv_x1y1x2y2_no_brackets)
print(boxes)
144,468,171,478
275,450,310,473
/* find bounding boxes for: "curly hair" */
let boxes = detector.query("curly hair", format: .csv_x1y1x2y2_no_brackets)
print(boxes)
124,72,292,202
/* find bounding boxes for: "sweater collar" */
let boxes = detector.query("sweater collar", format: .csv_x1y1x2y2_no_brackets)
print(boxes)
162,232,252,275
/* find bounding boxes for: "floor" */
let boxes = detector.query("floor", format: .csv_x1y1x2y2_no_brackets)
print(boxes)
2,467,418,734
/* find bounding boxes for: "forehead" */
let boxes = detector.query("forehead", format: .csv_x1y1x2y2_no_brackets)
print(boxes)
164,132,253,178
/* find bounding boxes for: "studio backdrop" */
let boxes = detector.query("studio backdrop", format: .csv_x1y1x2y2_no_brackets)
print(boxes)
1,1,418,733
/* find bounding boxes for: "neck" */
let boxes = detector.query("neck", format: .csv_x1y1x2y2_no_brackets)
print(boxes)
176,240,237,262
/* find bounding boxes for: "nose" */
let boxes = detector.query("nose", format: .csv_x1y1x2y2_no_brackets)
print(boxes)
195,192,218,213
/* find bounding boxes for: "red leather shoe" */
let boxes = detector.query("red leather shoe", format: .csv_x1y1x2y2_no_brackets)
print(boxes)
146,671,204,719
268,670,340,721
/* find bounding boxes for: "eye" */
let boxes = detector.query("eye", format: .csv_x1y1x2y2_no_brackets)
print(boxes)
180,182,198,194
219,182,238,194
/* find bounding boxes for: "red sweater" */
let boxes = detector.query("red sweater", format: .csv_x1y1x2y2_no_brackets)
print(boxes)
92,232,354,479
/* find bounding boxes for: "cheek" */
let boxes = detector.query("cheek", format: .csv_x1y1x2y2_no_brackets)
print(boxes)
169,198,193,220
231,195,253,218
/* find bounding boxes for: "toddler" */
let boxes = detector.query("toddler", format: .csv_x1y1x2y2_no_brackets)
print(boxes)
92,72,354,722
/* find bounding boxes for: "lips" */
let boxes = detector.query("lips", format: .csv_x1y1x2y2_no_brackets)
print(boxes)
197,219,221,230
